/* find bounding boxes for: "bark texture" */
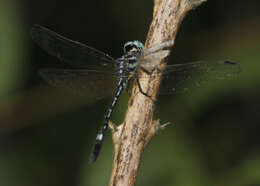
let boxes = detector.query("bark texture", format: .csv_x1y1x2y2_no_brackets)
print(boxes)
109,0,206,185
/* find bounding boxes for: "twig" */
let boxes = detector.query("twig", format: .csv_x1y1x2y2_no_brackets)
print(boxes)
109,0,206,185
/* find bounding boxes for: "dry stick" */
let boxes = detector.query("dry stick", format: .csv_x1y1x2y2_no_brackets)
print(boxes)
109,0,207,185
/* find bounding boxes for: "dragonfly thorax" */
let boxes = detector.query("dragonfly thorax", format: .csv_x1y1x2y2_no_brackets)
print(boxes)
115,55,138,77
114,41,144,78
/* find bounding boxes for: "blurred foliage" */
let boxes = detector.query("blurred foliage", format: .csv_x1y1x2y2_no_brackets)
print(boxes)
0,0,260,186
0,0,27,97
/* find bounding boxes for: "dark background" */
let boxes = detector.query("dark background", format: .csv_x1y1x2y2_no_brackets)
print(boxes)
0,0,260,185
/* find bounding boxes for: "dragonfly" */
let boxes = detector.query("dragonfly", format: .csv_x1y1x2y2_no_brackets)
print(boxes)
31,25,241,164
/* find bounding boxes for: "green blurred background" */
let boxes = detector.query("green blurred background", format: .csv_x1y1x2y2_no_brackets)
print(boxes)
0,0,260,185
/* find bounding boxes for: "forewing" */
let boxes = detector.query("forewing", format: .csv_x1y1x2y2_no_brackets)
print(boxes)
31,25,115,69
39,69,117,99
139,50,170,71
160,60,241,94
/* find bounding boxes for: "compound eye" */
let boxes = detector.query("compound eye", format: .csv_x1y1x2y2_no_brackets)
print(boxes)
124,44,134,53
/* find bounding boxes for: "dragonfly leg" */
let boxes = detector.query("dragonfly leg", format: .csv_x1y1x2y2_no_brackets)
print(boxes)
125,78,134,96
139,65,162,75
135,71,156,101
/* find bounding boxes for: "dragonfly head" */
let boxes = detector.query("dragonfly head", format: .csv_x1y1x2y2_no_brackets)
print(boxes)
123,40,144,54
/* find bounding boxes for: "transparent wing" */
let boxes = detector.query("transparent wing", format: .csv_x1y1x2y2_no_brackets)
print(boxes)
139,50,170,72
31,25,115,69
138,40,172,71
159,60,241,94
39,69,118,99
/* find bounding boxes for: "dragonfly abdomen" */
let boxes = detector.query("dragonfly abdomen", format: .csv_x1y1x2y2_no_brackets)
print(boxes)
90,77,127,163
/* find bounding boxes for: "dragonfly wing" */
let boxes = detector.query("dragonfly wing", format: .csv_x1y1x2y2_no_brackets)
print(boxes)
39,69,118,99
31,25,115,69
138,41,172,71
160,60,241,94
139,50,170,72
